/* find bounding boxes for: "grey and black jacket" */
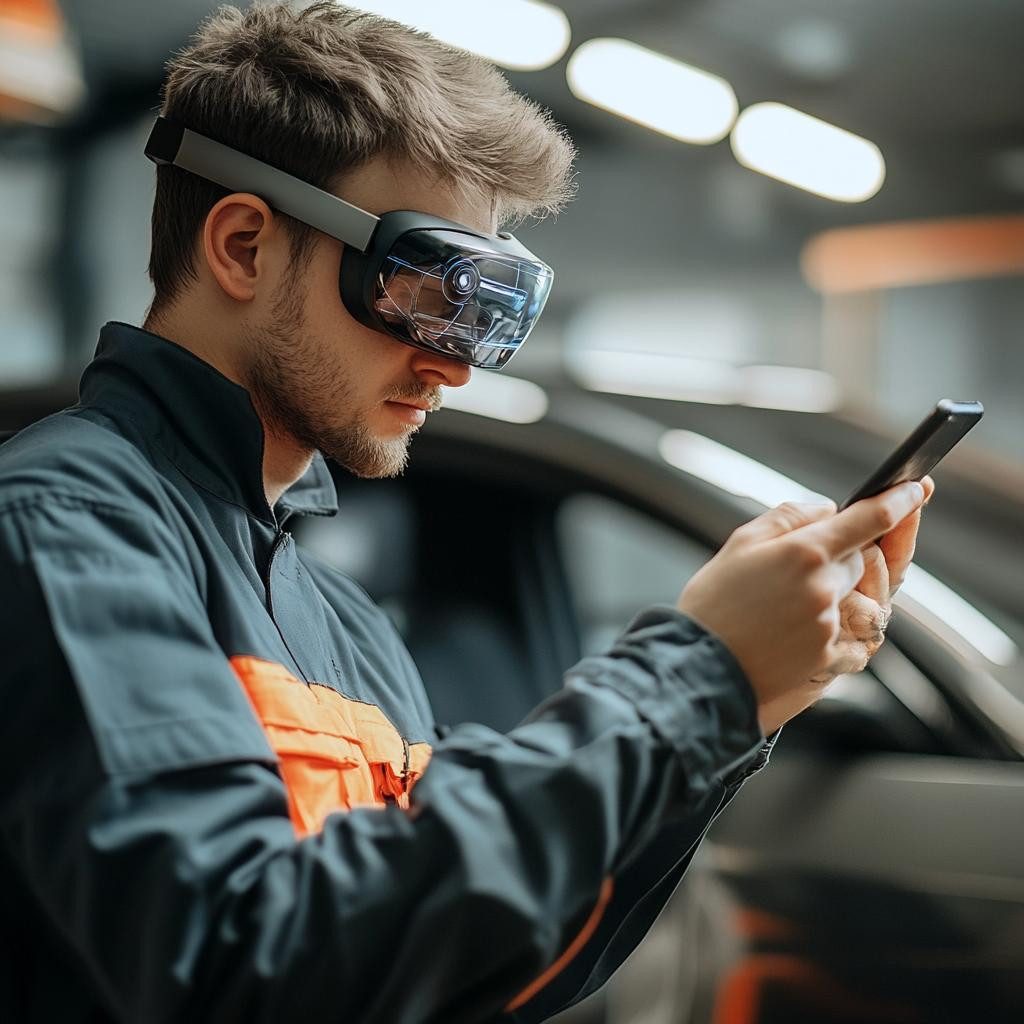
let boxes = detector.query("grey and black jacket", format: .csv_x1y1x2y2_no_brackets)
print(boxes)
0,321,774,1023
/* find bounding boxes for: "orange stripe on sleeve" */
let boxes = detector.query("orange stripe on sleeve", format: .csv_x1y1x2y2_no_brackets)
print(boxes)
505,875,615,1012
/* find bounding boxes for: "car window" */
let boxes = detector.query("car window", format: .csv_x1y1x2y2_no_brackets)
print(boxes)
557,492,712,656
555,491,966,756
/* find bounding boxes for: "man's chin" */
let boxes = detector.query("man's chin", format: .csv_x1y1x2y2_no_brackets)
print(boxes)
321,435,411,479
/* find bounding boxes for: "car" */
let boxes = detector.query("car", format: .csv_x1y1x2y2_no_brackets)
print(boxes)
4,381,1023,1023
293,388,1024,1024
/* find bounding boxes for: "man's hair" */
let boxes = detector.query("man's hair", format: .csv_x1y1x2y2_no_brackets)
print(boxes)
147,0,576,317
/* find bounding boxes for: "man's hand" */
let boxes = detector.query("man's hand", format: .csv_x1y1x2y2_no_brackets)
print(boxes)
676,481,930,736
813,475,936,683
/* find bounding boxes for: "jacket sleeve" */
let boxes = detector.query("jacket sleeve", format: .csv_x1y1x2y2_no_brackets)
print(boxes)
506,731,777,1022
0,496,767,1024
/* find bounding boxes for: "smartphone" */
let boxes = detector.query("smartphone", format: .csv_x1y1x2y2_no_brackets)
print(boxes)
838,399,984,511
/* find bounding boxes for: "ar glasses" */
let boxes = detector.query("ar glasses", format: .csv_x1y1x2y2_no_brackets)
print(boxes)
144,117,553,370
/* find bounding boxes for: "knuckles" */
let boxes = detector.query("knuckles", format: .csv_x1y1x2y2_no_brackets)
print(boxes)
873,504,903,534
788,540,829,571
807,583,836,615
775,501,802,521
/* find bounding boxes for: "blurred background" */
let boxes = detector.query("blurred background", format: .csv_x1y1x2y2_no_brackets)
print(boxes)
2,0,1022,565
2,1,1023,1020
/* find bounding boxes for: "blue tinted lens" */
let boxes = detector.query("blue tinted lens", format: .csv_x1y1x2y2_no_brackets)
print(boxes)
373,229,553,369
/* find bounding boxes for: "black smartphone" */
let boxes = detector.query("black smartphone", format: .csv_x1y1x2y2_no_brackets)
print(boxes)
838,399,984,511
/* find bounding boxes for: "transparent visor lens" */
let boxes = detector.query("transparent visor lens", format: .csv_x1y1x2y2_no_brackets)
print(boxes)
373,229,553,369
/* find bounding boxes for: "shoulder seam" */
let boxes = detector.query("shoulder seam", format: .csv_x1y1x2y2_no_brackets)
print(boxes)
0,491,146,522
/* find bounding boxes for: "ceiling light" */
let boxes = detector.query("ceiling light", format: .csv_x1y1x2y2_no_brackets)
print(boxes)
441,372,548,424
567,38,737,144
340,0,571,71
0,1,84,120
731,102,885,202
567,350,842,413
569,351,737,405
740,365,842,412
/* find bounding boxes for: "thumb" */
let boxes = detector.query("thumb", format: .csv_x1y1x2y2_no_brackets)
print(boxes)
732,500,837,547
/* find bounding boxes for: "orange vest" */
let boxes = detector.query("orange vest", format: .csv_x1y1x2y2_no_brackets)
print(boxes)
231,655,432,837
230,654,613,1012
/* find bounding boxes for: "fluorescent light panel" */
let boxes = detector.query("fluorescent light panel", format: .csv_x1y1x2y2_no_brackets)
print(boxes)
568,350,842,413
567,38,737,144
340,0,571,70
731,102,885,202
741,364,842,413
0,14,84,116
570,351,737,405
441,372,548,424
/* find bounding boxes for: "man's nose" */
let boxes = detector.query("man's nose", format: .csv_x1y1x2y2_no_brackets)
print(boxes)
409,350,473,389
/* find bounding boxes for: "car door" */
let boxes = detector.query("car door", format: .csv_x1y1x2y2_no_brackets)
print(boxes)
10,390,1024,1024
297,433,1024,1024
554,486,1024,1024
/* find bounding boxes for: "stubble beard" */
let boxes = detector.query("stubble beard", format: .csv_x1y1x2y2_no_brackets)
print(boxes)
244,280,415,480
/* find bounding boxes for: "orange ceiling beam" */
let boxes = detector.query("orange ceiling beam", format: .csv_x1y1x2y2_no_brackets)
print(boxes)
801,214,1024,294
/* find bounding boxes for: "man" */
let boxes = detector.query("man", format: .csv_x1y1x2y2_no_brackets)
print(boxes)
0,3,932,1022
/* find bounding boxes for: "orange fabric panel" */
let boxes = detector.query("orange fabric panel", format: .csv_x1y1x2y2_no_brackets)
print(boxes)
505,876,615,1012
712,954,819,1024
230,655,431,838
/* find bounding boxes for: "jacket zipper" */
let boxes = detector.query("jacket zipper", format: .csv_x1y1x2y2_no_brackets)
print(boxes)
262,529,309,681
401,736,411,792
263,530,289,620
264,528,412,802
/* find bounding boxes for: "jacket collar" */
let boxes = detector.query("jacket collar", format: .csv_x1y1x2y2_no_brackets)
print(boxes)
78,322,338,525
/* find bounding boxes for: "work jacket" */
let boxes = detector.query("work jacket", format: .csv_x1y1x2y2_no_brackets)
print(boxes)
0,321,774,1023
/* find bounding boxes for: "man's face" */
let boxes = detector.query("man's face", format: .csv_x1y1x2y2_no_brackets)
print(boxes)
243,158,492,479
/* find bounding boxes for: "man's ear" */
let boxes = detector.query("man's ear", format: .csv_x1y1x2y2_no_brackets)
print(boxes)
201,193,279,303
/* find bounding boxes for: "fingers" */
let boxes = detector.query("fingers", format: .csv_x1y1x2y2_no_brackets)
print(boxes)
840,588,890,647
802,481,925,560
733,500,837,546
821,636,874,679
856,543,889,606
814,549,866,626
835,548,866,600
879,475,935,596
878,506,921,596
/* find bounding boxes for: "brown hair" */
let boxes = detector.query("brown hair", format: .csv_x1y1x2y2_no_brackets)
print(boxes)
147,0,576,317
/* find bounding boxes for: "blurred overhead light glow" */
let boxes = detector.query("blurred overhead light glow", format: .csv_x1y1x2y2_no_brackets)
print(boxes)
0,0,84,121
659,430,831,507
774,20,853,81
731,102,885,202
802,215,1024,293
340,0,571,70
568,350,842,413
441,372,548,424
566,38,737,144
569,351,736,405
740,365,841,412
